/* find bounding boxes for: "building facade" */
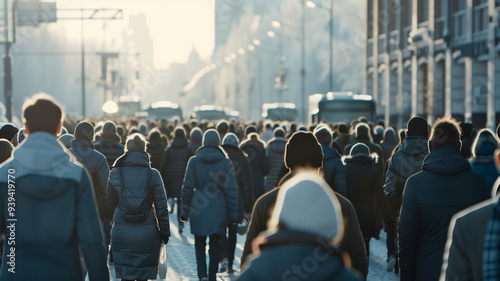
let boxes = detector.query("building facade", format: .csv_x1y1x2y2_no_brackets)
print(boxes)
366,0,500,129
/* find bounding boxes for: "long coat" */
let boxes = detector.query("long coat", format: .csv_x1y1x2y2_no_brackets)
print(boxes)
322,145,347,196
263,137,287,192
180,146,239,236
147,138,166,171
222,145,254,222
240,137,269,202
159,137,193,198
108,150,170,280
398,146,490,281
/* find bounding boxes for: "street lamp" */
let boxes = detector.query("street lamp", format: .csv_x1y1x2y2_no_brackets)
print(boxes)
238,48,246,55
253,39,261,46
272,20,281,28
267,30,276,38
248,44,256,51
306,0,334,93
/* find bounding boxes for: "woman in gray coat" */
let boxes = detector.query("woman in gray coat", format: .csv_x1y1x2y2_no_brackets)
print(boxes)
108,133,170,281
180,129,239,281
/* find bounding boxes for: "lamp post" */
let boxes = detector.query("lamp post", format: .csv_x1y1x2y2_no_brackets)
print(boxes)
305,0,334,93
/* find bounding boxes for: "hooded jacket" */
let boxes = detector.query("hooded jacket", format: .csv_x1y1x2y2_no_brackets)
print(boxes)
380,128,399,162
384,135,429,212
398,146,490,281
240,135,270,201
322,145,347,196
469,132,499,191
94,140,125,169
159,137,193,198
181,146,239,236
69,138,112,221
0,132,109,281
264,137,287,192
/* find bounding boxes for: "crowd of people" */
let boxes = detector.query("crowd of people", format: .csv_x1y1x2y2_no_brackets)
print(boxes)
1,93,500,281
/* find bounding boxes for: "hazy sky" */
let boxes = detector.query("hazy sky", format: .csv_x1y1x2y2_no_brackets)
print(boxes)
57,0,215,68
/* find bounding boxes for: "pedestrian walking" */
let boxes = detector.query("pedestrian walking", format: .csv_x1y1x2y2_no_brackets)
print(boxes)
469,129,499,191
263,128,287,192
240,131,269,202
95,121,125,168
146,129,166,171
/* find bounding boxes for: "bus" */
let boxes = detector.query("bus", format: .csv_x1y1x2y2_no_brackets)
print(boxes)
147,101,183,121
116,98,142,117
261,103,298,122
192,105,228,121
309,92,376,124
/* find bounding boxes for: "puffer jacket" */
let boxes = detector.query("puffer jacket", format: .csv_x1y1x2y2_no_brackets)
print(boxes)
181,146,238,236
240,136,270,202
263,137,287,192
94,141,124,168
322,145,347,196
107,150,170,280
69,138,112,221
469,132,499,191
159,137,193,198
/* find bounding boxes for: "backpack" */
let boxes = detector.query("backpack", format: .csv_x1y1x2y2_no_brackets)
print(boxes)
118,167,153,223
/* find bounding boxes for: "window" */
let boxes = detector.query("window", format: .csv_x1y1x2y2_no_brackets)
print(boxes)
418,0,429,23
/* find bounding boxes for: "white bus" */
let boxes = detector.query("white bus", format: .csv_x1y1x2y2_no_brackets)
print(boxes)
309,92,376,124
147,101,183,121
261,103,298,122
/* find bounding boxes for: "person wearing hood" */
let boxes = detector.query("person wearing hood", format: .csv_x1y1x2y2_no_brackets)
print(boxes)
344,123,385,178
314,125,347,196
94,121,125,168
398,117,490,281
189,127,203,154
263,128,288,192
333,122,351,155
241,132,368,279
383,116,430,272
344,143,394,257
380,127,399,163
180,129,238,281
260,121,274,143
0,94,109,280
0,123,18,145
146,129,166,171
69,121,113,256
0,139,12,164
159,126,193,233
468,129,499,191
108,133,170,281
240,129,269,202
238,172,362,281
220,133,253,273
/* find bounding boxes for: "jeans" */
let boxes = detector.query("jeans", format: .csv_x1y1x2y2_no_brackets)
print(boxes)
195,235,221,281
220,227,237,267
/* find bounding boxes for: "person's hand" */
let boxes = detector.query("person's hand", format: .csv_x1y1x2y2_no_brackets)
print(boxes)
228,221,238,233
163,236,170,245
179,215,189,223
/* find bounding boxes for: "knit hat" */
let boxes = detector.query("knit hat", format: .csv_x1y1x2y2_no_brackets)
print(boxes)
74,121,94,143
349,143,370,157
190,127,203,143
126,133,147,152
245,125,257,137
355,123,370,139
101,121,121,143
202,129,220,147
285,132,323,169
407,116,429,137
222,133,239,148
0,124,18,143
174,126,186,139
313,125,332,146
269,172,343,241
0,139,13,164
58,134,74,149
337,122,349,134
274,128,285,138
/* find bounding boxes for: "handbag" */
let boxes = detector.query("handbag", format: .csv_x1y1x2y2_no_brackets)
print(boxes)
157,244,167,279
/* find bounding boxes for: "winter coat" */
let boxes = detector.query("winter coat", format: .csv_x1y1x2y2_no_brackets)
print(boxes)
94,141,125,168
263,137,287,192
0,132,109,281
107,150,170,280
344,137,385,179
380,129,399,162
441,199,497,281
469,134,500,191
398,146,490,281
260,129,274,143
159,137,193,198
147,138,166,170
239,230,362,281
181,146,239,236
222,145,254,223
384,135,429,215
241,172,369,279
345,155,393,238
69,138,112,221
322,145,347,196
333,134,351,155
240,137,270,201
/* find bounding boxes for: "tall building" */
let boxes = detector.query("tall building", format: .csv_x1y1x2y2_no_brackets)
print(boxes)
366,0,499,129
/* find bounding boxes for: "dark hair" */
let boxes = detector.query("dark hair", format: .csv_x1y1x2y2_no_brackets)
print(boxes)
22,93,63,135
430,116,462,149
314,127,332,146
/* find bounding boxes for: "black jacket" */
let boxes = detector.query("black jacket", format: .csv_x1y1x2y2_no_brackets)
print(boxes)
240,137,270,202
147,138,166,170
159,138,193,198
322,145,347,196
94,141,125,168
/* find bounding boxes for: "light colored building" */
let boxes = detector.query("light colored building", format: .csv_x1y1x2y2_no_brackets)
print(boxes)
366,0,499,129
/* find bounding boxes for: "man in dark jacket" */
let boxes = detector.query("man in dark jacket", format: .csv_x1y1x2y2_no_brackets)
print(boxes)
0,94,109,280
344,122,385,178
241,132,368,279
159,126,193,233
384,116,430,271
94,121,125,168
69,121,113,254
263,128,287,192
398,117,491,281
221,133,253,273
314,125,347,196
333,122,351,155
240,131,269,202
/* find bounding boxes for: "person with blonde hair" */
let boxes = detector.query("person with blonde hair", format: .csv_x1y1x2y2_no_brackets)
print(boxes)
108,133,170,281
469,128,500,191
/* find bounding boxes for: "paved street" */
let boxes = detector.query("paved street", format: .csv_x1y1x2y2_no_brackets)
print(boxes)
104,212,400,281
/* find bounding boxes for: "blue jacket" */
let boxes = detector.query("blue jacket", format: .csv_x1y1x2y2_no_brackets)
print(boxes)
0,132,109,281
322,145,347,196
69,138,112,221
94,141,124,168
398,146,490,281
159,137,193,198
181,146,238,236
239,230,362,281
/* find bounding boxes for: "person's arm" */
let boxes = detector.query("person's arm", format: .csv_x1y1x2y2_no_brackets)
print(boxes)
180,157,196,219
373,172,395,231
223,159,239,223
107,169,119,211
383,157,399,206
440,216,472,281
333,160,347,197
151,170,170,243
76,170,110,281
96,156,111,221
241,194,270,266
398,178,419,281
159,148,170,182
241,157,254,215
